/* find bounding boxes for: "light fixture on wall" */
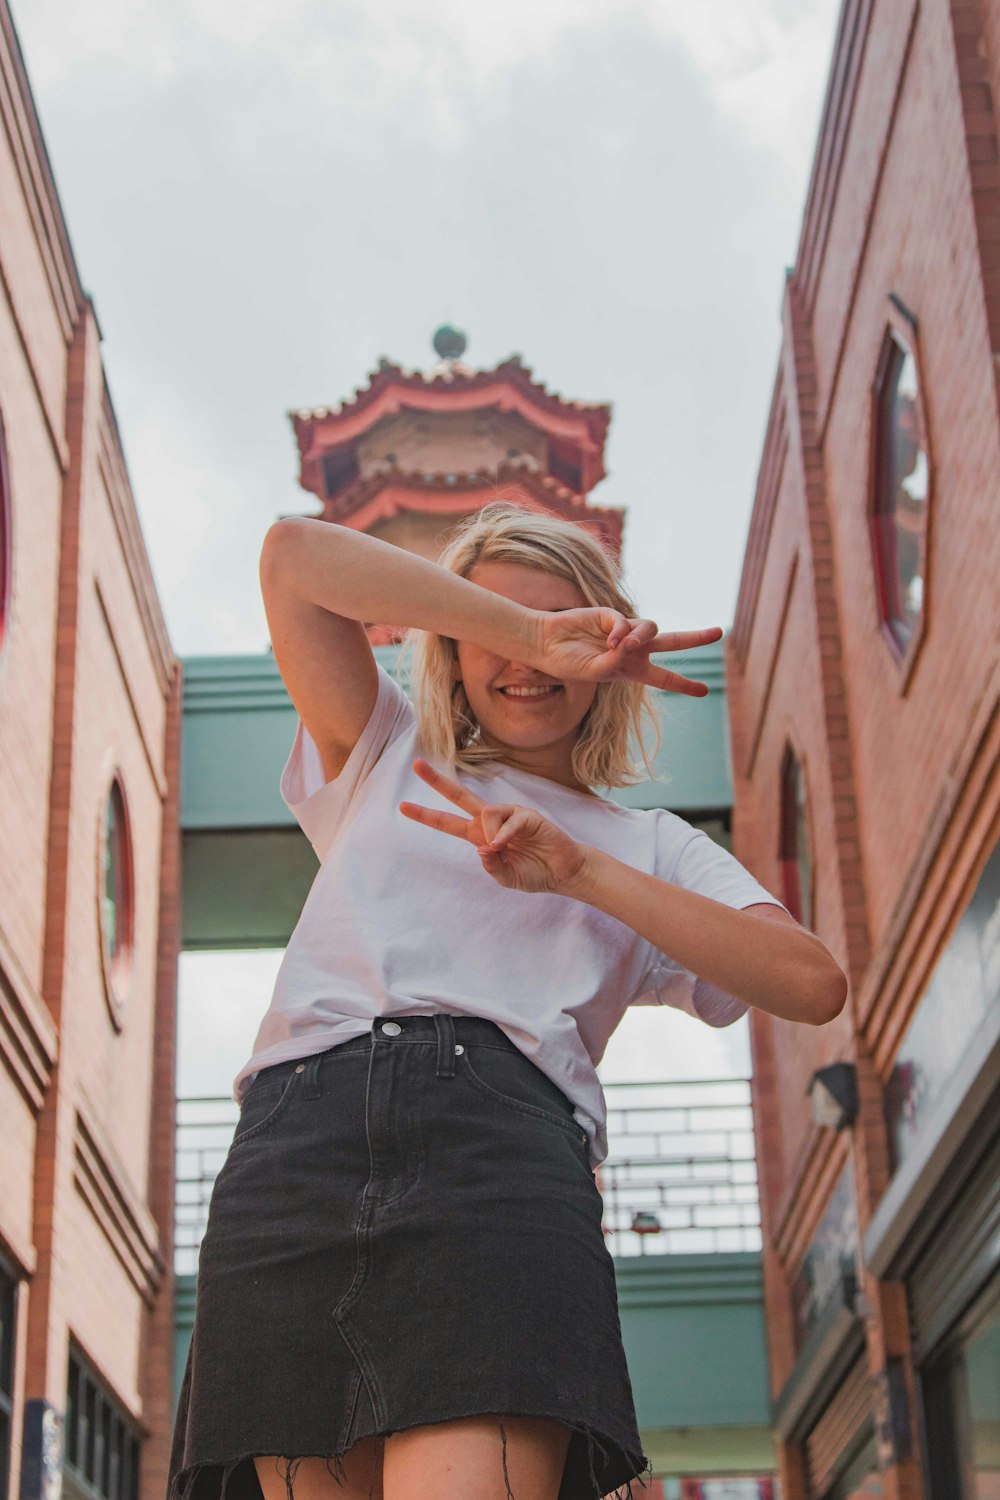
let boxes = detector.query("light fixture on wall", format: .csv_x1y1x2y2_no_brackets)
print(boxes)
807,1063,858,1130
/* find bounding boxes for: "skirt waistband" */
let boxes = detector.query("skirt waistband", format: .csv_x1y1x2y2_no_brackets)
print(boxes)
251,1014,520,1092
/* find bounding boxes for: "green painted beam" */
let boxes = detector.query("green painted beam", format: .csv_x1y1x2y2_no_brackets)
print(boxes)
174,1274,197,1409
179,641,736,948
181,829,318,950
180,638,734,830
614,1253,772,1431
642,1427,777,1479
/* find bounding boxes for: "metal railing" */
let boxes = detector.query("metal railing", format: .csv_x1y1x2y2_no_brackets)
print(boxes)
598,1078,759,1258
175,1077,758,1274
175,1095,241,1276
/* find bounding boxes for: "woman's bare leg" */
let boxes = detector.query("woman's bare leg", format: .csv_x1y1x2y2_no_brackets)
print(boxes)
253,1414,571,1500
382,1414,571,1500
253,1439,383,1500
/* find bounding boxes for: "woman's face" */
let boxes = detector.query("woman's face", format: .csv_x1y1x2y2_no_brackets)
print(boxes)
453,560,598,786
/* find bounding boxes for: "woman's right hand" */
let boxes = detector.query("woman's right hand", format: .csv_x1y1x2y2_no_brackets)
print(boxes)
535,608,724,696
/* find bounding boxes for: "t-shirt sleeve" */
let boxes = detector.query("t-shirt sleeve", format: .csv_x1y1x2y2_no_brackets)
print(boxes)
280,663,414,861
629,815,789,1025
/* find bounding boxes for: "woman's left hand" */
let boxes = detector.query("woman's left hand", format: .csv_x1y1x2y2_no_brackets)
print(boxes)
399,760,590,895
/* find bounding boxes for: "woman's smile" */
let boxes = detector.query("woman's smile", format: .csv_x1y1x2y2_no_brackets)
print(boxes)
496,684,564,701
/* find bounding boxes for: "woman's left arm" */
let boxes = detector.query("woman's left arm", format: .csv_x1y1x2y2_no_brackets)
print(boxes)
563,851,848,1028
400,760,848,1029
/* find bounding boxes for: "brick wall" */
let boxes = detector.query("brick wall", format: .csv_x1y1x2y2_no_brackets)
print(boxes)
0,4,180,1497
727,1,1000,1498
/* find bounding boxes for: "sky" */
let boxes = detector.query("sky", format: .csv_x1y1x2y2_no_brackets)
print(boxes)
14,0,842,1098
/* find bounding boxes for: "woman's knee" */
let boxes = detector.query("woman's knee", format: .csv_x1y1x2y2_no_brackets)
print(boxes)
381,1413,571,1500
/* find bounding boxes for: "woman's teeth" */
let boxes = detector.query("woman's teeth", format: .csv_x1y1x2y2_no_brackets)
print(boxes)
498,686,560,698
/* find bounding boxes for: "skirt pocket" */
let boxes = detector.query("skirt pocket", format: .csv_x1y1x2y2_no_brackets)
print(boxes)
457,1043,588,1151
229,1068,302,1154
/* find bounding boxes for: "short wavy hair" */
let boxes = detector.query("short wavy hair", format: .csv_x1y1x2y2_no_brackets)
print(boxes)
405,502,661,790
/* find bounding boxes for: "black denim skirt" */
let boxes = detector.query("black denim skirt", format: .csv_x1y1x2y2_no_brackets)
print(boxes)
168,1014,651,1500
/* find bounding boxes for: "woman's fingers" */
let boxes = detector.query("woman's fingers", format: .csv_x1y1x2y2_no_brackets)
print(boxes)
482,807,526,850
411,757,486,814
604,612,632,649
621,618,659,651
647,626,724,653
399,801,476,840
643,663,711,696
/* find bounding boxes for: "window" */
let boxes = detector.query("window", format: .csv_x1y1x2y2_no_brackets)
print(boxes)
871,327,929,657
98,775,134,1022
0,412,11,655
65,1347,141,1500
921,1282,1000,1500
322,446,359,498
0,1255,16,1500
779,745,812,927
548,439,584,493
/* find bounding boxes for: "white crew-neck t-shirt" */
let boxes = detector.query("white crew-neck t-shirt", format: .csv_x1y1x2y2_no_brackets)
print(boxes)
233,665,787,1167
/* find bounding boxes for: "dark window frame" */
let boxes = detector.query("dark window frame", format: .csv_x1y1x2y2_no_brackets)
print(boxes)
0,1249,18,1500
918,1274,1000,1500
64,1345,141,1500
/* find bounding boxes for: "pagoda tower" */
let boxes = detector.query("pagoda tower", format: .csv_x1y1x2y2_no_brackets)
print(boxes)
287,328,624,642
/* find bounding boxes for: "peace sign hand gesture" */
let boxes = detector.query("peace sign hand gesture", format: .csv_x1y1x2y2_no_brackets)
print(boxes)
535,612,723,695
399,760,590,896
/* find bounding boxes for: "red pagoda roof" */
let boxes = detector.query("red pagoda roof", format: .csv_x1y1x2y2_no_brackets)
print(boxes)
289,354,613,495
290,456,624,553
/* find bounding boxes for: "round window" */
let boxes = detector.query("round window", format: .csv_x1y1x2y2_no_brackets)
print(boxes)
99,775,134,1015
872,332,929,652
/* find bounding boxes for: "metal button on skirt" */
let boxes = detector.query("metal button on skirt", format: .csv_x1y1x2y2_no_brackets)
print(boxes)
167,1014,652,1500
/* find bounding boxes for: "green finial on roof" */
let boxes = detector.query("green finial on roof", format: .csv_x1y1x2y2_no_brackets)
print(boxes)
432,325,467,360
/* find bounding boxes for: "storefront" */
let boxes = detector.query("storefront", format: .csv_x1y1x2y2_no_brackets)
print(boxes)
773,1157,881,1499
768,842,999,1499
864,841,1000,1500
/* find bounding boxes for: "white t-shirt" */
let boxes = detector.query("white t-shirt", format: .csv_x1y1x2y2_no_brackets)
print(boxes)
233,665,786,1166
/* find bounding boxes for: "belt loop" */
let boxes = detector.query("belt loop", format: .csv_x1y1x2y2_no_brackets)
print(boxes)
434,1014,457,1078
301,1051,324,1100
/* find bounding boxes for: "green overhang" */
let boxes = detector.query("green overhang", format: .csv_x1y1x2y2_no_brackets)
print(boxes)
180,638,735,832
179,639,736,949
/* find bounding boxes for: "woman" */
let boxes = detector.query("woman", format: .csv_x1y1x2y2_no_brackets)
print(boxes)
168,503,847,1500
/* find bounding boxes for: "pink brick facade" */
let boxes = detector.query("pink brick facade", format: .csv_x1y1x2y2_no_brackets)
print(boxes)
0,7,181,1500
727,1,1000,1496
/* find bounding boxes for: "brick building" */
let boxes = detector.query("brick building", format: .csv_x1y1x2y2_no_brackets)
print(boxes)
725,1,1000,1498
0,6,182,1500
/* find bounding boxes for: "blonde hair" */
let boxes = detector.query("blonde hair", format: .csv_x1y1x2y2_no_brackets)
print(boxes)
405,502,661,789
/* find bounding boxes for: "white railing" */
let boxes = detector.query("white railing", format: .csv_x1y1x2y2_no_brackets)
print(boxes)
598,1078,759,1258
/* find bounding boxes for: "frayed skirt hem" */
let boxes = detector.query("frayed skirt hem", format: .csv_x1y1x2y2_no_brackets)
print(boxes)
167,1409,655,1500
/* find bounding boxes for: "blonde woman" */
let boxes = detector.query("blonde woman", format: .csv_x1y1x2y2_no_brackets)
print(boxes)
168,503,846,1500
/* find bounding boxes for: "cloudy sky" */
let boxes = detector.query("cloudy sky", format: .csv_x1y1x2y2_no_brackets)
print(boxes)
15,0,841,1098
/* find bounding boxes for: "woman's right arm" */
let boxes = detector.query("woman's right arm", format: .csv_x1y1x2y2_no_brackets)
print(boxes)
259,518,541,780
260,517,714,779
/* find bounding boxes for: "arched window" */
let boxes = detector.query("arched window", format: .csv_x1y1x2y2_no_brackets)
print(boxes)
99,774,134,1020
779,745,812,928
0,413,11,656
871,327,929,656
